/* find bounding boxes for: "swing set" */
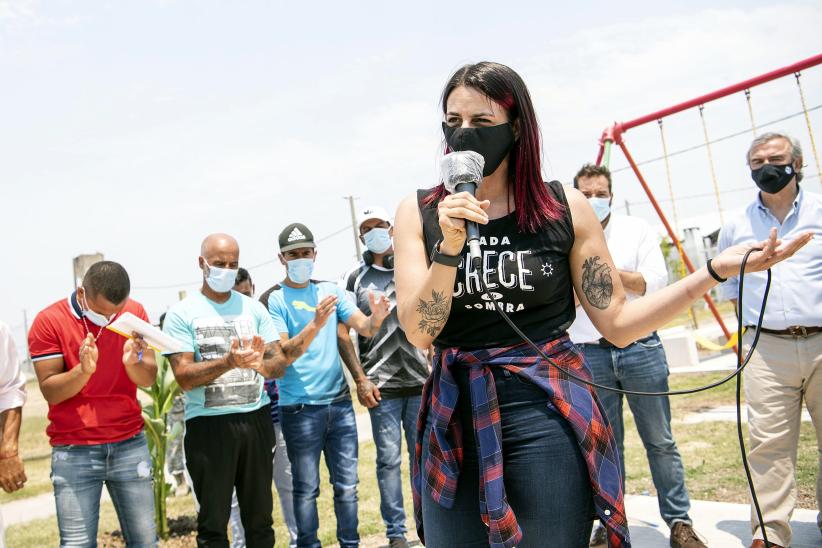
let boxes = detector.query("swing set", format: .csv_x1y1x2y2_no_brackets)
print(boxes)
595,52,822,350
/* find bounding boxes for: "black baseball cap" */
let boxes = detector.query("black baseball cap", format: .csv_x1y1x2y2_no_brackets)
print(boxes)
278,223,316,252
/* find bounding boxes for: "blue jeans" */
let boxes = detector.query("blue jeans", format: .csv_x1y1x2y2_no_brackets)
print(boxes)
279,399,359,548
421,368,595,547
368,395,421,539
582,334,692,526
51,432,157,547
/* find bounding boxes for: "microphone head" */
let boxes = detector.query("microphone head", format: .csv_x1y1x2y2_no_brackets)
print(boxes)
441,151,485,193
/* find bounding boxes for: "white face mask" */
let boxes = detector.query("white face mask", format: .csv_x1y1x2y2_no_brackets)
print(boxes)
81,294,115,327
204,260,239,293
287,258,314,284
588,197,612,223
363,227,392,254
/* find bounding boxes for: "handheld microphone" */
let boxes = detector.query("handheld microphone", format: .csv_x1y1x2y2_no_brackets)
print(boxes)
441,151,485,268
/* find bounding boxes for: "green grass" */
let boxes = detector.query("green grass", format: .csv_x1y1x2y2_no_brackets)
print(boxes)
5,489,199,547
623,371,818,508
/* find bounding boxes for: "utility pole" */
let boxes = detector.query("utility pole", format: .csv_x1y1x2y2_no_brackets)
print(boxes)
624,199,632,216
72,253,104,288
345,195,362,259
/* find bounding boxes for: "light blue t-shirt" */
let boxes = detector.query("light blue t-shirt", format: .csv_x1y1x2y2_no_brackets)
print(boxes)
268,281,357,406
163,290,280,420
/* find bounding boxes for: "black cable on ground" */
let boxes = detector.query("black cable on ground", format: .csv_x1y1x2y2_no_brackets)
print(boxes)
735,264,773,547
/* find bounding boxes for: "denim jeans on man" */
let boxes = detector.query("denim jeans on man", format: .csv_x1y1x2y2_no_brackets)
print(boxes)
582,333,692,526
279,399,359,548
51,432,157,547
368,395,421,540
421,367,595,547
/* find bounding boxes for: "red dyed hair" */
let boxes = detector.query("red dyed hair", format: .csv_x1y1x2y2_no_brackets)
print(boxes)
423,62,564,233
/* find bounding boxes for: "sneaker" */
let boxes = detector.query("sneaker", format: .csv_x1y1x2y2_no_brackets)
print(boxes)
589,524,607,547
388,537,409,548
670,522,707,548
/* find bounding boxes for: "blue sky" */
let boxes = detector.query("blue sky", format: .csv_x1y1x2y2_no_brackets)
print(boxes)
2,0,821,353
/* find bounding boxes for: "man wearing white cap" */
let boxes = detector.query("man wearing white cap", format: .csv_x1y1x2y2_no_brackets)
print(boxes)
341,207,430,548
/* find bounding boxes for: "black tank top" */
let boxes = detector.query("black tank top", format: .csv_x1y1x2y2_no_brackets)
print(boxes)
417,181,575,349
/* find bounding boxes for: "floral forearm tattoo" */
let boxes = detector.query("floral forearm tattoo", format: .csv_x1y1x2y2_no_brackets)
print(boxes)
416,290,450,337
581,256,613,310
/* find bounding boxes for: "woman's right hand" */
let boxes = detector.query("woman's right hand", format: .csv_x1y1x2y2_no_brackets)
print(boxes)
436,191,490,255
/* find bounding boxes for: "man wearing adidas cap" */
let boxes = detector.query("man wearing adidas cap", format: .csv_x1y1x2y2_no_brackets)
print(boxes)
341,207,429,548
263,222,391,548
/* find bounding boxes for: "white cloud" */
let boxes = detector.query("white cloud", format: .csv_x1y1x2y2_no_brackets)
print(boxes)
0,0,36,21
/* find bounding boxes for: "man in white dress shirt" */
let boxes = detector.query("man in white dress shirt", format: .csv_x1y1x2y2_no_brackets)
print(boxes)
0,321,27,547
569,164,705,548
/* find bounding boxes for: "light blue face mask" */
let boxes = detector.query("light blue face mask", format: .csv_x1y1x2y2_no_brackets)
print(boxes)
81,294,114,327
588,197,612,223
287,258,314,284
204,260,238,293
363,227,392,254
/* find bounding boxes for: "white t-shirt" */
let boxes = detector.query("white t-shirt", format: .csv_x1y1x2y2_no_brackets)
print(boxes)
568,214,668,344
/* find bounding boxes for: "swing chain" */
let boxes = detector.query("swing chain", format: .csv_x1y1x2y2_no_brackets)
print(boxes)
657,118,682,238
698,104,725,224
795,71,822,184
744,89,757,137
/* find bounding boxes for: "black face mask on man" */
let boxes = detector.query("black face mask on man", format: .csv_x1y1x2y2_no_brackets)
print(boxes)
442,122,515,177
750,163,796,194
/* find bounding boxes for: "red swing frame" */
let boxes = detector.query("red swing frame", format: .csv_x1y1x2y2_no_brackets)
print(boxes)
594,53,822,349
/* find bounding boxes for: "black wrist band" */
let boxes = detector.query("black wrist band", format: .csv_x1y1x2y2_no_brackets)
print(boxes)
430,240,462,267
706,258,727,283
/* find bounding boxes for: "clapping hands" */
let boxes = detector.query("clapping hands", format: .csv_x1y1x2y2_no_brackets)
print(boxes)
226,336,265,374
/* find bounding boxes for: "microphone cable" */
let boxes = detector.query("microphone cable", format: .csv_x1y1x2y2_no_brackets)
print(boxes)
476,248,774,546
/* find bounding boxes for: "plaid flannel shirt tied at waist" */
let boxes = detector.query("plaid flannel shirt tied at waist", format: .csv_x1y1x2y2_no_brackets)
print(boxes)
412,335,631,548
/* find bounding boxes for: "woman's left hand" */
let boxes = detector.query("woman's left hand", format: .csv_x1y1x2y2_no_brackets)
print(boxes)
712,228,813,279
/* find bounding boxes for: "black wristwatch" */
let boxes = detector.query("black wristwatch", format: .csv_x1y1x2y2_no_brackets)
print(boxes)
430,240,462,267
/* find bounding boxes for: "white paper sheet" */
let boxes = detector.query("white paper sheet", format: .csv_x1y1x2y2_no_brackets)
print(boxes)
107,312,187,353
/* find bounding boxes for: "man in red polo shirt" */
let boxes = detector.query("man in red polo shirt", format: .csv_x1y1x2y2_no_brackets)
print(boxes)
28,261,158,547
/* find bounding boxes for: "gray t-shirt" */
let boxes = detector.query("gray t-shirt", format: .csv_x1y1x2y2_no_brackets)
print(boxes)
344,262,428,398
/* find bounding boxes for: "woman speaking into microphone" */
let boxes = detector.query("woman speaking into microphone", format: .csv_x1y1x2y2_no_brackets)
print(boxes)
393,61,811,548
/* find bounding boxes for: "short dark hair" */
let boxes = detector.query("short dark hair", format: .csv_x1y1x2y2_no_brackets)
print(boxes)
573,163,612,193
235,267,252,285
82,261,130,304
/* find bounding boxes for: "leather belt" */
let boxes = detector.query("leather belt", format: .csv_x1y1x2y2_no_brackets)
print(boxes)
584,333,657,348
748,325,822,337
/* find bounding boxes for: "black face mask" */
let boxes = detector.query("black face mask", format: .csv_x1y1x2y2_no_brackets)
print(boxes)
442,122,515,177
751,163,796,194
